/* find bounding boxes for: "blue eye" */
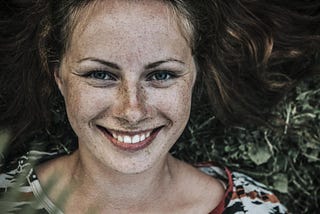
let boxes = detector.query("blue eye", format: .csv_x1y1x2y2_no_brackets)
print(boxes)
148,71,176,81
88,70,115,80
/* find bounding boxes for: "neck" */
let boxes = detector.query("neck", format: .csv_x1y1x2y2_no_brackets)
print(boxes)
68,148,178,211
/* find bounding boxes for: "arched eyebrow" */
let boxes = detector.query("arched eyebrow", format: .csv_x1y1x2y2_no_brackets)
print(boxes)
77,57,185,70
144,58,185,69
77,57,120,69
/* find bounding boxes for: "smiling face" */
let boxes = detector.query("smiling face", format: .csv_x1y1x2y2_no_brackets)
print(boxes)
55,0,196,174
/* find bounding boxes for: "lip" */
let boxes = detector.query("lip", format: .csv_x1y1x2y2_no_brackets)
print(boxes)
97,125,162,152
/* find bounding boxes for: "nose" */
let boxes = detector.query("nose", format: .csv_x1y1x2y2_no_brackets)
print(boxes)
113,81,148,125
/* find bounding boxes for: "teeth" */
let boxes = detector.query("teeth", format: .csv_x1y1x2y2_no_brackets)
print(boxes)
112,133,118,139
132,135,140,143
118,135,123,142
123,136,131,143
112,131,152,144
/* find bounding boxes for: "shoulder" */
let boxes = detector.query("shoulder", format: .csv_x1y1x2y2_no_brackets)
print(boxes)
167,157,226,213
195,163,288,214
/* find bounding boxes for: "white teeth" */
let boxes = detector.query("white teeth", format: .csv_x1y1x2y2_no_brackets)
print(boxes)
124,136,131,143
112,133,118,139
110,131,152,144
118,135,123,142
132,135,140,143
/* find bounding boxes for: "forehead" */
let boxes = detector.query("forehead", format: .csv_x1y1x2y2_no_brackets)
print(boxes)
65,0,191,63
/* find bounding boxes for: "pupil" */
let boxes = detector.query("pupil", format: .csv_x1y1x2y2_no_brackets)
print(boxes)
94,71,106,79
156,73,167,80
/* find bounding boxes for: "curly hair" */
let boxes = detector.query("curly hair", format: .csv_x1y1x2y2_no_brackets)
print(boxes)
1,0,319,157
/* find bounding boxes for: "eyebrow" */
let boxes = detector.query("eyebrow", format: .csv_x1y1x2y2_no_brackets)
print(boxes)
77,57,185,70
144,58,185,69
77,57,120,69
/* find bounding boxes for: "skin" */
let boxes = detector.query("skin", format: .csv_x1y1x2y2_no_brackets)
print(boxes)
36,0,225,213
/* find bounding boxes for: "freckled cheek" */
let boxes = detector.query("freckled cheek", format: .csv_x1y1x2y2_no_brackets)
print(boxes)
63,85,113,126
173,88,193,119
149,86,193,120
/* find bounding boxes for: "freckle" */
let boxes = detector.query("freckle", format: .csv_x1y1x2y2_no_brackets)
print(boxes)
145,149,151,156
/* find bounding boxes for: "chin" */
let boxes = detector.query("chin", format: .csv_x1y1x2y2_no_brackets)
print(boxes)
111,161,154,174
96,150,165,175
78,135,169,175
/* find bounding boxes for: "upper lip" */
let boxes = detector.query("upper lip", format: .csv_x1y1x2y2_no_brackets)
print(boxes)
107,128,155,136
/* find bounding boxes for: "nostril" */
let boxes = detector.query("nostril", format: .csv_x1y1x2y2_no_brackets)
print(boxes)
116,103,148,124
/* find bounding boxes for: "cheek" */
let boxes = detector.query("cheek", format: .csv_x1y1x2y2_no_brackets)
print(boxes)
63,83,111,127
171,89,192,117
149,84,193,122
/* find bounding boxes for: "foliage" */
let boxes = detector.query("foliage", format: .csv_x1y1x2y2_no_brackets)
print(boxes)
172,76,320,213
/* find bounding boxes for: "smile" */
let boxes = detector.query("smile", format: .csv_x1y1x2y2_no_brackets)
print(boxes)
110,130,151,144
97,125,162,151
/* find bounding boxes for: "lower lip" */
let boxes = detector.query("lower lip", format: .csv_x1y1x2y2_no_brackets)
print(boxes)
98,127,161,152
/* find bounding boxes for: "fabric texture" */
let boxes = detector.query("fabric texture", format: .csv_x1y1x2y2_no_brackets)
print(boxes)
0,149,288,214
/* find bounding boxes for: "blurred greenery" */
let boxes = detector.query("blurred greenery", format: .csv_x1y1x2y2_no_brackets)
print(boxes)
0,75,319,213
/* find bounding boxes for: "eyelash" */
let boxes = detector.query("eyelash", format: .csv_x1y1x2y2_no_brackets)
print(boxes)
146,70,178,81
81,70,177,82
82,70,117,81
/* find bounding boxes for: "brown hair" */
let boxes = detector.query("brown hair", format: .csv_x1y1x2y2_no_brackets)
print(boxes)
193,0,320,124
1,0,319,158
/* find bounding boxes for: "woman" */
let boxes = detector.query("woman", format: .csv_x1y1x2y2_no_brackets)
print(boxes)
0,0,319,213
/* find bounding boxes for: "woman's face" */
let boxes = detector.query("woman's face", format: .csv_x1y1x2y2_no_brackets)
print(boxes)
56,0,196,174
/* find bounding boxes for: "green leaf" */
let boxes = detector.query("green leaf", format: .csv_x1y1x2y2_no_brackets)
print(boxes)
248,143,272,165
272,173,288,193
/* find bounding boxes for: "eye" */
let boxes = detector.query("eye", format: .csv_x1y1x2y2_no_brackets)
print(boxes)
86,70,116,80
147,71,176,81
